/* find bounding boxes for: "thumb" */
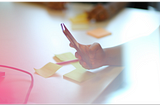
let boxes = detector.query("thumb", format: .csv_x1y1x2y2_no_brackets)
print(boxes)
89,42,101,58
69,43,74,48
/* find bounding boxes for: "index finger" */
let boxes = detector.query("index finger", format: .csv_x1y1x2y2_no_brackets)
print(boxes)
69,43,74,48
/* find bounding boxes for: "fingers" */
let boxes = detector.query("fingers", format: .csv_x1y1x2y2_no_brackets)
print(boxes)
89,42,101,58
75,52,81,60
79,60,91,69
75,52,90,69
69,43,74,48
74,43,101,69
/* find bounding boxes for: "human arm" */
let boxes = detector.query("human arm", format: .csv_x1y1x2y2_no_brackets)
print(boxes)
70,42,122,69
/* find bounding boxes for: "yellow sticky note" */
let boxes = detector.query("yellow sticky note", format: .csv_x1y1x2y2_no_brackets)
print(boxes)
70,18,89,24
34,62,62,78
75,12,88,18
54,52,77,62
71,23,89,30
63,69,96,83
54,52,86,70
70,13,89,30
87,28,111,38
71,62,86,72
70,13,89,24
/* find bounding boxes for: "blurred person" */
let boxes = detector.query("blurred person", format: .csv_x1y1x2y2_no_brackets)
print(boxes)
44,2,128,22
85,2,128,21
44,2,66,10
32,2,66,10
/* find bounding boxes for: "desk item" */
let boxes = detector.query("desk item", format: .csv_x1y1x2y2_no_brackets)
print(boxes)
87,28,111,38
64,69,95,83
54,52,77,62
54,52,91,82
71,62,86,71
69,13,89,30
61,23,92,68
71,24,89,30
0,65,33,104
70,13,89,24
61,23,81,53
56,59,79,65
0,71,5,77
34,62,62,78
54,52,86,70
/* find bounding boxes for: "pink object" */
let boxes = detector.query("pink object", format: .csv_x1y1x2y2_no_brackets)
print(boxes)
0,71,5,77
56,59,79,65
0,65,33,104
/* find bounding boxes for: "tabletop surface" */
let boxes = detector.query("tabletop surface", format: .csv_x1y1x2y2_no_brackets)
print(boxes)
0,2,159,104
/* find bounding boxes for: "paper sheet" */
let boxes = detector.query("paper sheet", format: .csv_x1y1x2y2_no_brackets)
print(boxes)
34,62,62,78
63,69,95,83
54,52,97,83
70,13,89,30
54,52,85,70
70,13,89,24
71,62,86,72
87,28,111,38
54,52,77,62
71,24,89,30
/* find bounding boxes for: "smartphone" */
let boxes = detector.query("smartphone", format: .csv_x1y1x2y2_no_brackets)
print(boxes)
61,23,80,52
61,23,91,68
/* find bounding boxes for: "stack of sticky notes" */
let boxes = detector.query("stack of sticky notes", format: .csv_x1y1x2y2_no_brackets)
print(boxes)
54,52,96,83
53,52,77,62
34,52,96,82
87,28,111,38
69,13,89,30
54,52,85,71
64,69,95,83
34,62,62,78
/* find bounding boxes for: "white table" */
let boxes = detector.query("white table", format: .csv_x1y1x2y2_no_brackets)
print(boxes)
0,2,159,104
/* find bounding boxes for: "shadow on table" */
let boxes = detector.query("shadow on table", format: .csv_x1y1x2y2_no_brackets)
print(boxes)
92,68,126,104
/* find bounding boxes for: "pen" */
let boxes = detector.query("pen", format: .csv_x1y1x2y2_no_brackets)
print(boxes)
56,59,79,65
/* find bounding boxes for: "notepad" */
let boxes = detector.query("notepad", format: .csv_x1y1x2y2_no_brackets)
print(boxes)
34,62,62,78
71,62,86,72
87,28,111,38
71,24,89,30
63,69,95,83
54,52,77,62
53,52,96,83
54,52,86,70
70,13,89,30
70,13,89,24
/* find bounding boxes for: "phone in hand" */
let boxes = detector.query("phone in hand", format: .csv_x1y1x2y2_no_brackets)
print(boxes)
61,23,80,52
61,23,92,68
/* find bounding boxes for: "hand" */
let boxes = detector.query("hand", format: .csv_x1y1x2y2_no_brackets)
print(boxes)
70,42,107,69
45,2,66,10
87,4,109,22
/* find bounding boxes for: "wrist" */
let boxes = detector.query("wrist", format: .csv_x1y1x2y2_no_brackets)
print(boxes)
102,48,110,66
103,46,122,66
